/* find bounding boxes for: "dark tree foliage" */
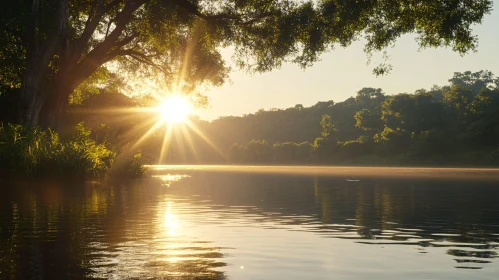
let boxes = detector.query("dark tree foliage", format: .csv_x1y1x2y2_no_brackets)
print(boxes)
0,0,492,129
218,70,499,166
60,70,499,166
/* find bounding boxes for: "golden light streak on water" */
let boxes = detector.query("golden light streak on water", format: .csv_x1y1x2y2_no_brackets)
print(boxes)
164,201,180,236
152,174,191,187
146,165,499,181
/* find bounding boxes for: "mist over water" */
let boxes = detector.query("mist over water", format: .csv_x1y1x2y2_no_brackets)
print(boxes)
149,165,499,180
1,166,498,279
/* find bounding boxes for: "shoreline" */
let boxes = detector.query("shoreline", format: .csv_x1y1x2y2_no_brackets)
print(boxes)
146,165,499,181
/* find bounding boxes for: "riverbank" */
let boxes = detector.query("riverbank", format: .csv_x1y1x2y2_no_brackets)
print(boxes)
0,122,146,180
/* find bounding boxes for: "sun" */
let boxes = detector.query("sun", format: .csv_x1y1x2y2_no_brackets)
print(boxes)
157,95,192,124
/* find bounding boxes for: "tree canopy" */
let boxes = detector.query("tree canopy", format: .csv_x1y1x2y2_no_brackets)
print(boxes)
0,0,493,128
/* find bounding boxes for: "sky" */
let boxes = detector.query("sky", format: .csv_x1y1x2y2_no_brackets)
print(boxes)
197,1,499,121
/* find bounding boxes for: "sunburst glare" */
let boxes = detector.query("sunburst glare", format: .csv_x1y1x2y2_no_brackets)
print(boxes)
81,89,226,165
157,95,192,124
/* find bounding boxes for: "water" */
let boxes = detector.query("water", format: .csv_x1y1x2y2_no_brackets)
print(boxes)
1,166,499,279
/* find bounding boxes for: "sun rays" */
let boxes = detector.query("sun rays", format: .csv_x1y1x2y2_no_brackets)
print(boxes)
86,91,226,164
80,23,226,164
156,95,192,124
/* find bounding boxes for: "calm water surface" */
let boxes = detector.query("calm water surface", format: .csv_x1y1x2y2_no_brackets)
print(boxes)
1,166,499,279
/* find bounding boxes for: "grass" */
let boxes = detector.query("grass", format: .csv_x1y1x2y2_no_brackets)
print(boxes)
0,122,143,180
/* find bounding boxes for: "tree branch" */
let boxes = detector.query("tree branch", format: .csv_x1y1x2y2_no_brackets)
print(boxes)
71,0,125,65
83,0,100,30
170,0,238,21
111,49,165,73
69,0,146,92
114,32,139,48
170,0,275,25
240,11,276,25
105,17,113,39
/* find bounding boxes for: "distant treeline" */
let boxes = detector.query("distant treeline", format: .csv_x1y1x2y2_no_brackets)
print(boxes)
24,70,499,167
198,70,499,166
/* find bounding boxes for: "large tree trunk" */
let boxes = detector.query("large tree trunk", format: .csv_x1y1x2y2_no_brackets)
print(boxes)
41,0,72,130
18,0,45,127
18,0,141,128
20,64,75,130
18,0,69,128
18,66,46,127
39,80,73,130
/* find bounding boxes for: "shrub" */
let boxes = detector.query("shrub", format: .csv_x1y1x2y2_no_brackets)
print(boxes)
125,152,148,178
0,122,116,179
106,150,148,179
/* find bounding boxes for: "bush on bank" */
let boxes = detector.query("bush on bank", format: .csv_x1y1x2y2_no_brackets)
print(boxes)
0,122,145,180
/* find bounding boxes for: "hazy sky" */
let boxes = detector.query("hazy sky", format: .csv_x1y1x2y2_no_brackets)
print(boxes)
197,2,499,121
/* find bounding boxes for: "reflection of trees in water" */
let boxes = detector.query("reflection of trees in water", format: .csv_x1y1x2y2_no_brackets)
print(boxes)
312,177,499,232
316,178,499,269
169,173,499,269
448,249,497,259
172,173,499,233
1,173,498,276
0,180,226,279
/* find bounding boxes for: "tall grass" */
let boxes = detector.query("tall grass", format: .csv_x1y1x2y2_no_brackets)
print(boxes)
0,122,115,179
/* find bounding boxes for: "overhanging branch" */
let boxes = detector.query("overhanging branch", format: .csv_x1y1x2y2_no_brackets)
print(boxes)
170,0,273,24
72,0,126,65
115,49,166,73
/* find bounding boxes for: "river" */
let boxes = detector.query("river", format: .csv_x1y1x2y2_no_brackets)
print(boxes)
1,166,498,279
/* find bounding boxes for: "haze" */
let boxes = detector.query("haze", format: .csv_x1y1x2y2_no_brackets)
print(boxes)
202,0,499,120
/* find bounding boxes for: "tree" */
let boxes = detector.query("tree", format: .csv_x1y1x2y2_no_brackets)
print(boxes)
443,84,474,121
294,104,304,111
449,70,495,94
374,127,412,155
245,140,271,163
1,0,492,128
381,94,416,131
142,69,499,165
355,88,385,107
354,88,385,133
320,114,336,139
466,87,499,147
229,143,245,163
355,108,383,133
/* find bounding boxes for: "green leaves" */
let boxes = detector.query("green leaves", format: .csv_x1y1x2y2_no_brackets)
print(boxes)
0,122,116,179
2,0,493,126
320,114,336,139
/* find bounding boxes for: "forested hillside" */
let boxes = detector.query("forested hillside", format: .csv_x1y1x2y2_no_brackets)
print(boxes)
38,70,499,167
191,70,499,166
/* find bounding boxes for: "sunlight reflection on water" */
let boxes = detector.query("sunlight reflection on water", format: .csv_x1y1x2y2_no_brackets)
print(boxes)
1,167,499,279
147,165,499,181
152,174,191,187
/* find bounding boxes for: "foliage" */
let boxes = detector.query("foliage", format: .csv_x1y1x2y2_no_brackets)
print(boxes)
320,114,336,139
0,122,115,179
123,152,148,178
165,70,499,166
0,0,492,127
54,70,499,168
229,141,311,164
355,109,383,132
